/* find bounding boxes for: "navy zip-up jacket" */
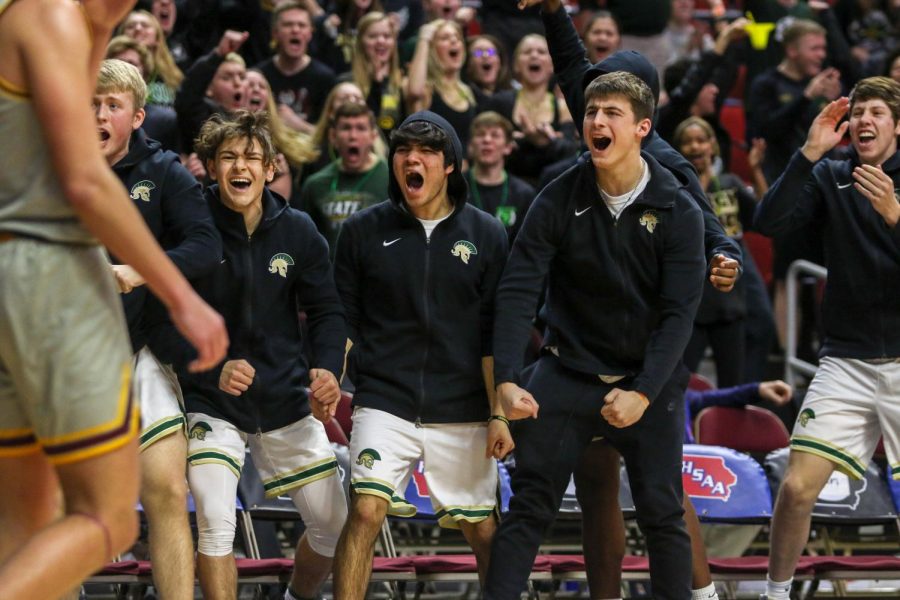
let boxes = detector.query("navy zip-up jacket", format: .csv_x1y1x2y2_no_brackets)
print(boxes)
493,152,706,402
754,149,900,359
540,5,742,269
148,186,347,433
334,112,509,424
110,129,221,352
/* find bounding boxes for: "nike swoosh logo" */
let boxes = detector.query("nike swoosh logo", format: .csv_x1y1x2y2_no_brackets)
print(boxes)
837,182,853,189
383,238,401,247
220,259,227,264
575,206,592,216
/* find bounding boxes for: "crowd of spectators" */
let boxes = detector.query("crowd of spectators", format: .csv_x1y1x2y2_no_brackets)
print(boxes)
112,0,900,387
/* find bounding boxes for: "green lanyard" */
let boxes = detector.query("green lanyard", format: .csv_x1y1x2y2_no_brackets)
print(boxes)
330,158,382,194
468,169,508,210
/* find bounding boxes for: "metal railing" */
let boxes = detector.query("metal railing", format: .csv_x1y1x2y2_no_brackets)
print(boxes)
784,259,827,387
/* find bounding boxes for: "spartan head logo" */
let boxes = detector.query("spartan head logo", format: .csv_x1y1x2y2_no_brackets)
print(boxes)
798,408,816,428
268,253,295,278
639,210,659,233
130,180,156,202
356,448,381,470
189,421,212,440
451,240,477,264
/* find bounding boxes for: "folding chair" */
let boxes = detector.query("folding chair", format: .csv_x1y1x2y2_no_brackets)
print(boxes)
695,405,790,458
689,372,716,392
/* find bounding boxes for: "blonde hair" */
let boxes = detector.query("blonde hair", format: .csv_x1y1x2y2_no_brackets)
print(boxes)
105,35,153,81
351,12,402,98
96,59,148,110
426,19,475,105
246,70,319,168
119,10,184,90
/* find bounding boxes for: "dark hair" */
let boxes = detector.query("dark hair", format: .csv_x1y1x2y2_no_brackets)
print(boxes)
849,76,900,123
390,120,454,167
195,110,278,165
332,101,376,128
465,34,512,93
584,71,656,123
663,57,694,95
581,10,621,39
883,46,900,79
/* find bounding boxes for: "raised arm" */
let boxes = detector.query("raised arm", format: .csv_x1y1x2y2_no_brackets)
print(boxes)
754,98,847,236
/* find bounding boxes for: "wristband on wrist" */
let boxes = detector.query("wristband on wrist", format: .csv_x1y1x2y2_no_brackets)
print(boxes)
488,414,510,427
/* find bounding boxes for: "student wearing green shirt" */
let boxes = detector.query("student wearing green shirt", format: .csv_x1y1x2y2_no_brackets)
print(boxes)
298,102,388,253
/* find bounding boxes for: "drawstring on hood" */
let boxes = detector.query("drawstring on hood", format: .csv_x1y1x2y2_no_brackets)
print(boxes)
388,110,469,210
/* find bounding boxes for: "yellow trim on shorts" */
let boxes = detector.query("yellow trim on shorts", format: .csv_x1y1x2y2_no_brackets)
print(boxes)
46,364,139,465
0,427,41,458
0,74,28,99
42,364,133,445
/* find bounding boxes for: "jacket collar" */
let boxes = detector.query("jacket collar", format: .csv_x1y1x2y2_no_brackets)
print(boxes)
580,150,683,209
205,185,289,238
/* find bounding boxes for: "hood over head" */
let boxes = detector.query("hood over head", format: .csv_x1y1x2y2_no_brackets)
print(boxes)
388,110,468,209
582,50,661,107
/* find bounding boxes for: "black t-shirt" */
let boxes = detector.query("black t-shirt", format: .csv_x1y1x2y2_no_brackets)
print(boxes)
255,57,336,124
466,170,536,243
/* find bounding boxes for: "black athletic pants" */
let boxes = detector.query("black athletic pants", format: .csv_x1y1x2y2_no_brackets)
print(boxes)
483,355,692,600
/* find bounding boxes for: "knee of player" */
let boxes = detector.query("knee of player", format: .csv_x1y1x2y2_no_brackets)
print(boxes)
102,507,140,556
141,476,189,514
196,516,237,557
779,470,826,507
348,493,389,533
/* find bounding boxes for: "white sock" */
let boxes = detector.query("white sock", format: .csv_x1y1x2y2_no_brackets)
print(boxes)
692,582,718,599
284,589,300,600
766,576,793,600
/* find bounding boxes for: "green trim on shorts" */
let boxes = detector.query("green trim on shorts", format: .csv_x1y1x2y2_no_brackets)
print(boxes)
139,415,185,451
791,435,866,479
262,458,338,498
350,479,418,517
188,449,242,478
435,505,495,529
891,463,899,480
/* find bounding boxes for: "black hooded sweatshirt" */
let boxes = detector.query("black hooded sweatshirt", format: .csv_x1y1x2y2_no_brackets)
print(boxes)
541,5,742,269
334,111,509,424
110,129,222,352
148,187,347,433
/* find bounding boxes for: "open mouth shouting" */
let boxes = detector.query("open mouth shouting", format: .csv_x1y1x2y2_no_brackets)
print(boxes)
229,177,252,192
405,171,425,194
856,130,876,151
98,128,111,143
247,94,265,110
592,136,612,152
